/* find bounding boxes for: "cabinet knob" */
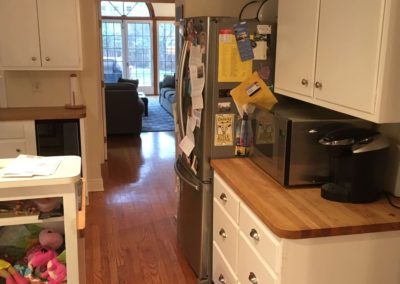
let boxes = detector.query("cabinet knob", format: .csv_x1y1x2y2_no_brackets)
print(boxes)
31,56,37,61
15,149,21,153
219,193,227,202
249,228,260,241
248,272,258,284
315,81,323,89
301,78,308,86
218,274,226,283
45,57,51,62
219,228,227,239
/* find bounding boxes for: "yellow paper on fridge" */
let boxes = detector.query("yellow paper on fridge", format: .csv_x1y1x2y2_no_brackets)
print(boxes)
230,72,277,112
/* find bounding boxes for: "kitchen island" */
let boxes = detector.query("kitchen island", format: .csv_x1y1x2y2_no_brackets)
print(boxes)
211,158,400,284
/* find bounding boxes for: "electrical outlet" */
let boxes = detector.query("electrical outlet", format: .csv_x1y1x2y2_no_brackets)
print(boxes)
32,81,40,92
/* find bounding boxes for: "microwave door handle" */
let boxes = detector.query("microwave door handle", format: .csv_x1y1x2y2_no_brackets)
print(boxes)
176,40,189,139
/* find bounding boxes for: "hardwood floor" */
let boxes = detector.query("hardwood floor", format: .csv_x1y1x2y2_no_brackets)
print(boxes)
85,132,197,284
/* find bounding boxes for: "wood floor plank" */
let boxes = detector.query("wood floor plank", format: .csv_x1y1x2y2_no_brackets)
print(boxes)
85,133,197,284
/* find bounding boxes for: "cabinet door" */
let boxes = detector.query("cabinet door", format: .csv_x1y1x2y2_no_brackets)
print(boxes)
37,0,81,68
0,0,41,67
274,0,319,98
314,0,385,113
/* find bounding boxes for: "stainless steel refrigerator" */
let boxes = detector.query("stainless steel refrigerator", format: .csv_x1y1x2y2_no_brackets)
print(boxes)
174,16,276,284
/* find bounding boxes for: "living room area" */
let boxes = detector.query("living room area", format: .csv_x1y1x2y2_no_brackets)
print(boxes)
102,1,176,135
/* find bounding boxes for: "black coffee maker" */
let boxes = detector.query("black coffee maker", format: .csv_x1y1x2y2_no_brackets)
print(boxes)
319,127,389,203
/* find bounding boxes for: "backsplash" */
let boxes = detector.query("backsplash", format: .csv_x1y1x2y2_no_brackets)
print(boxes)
4,71,70,107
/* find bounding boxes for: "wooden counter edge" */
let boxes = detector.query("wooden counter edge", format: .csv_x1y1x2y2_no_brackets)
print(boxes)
211,159,400,239
0,106,86,121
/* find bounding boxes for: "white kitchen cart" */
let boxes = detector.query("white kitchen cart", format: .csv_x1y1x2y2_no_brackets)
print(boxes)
0,155,86,284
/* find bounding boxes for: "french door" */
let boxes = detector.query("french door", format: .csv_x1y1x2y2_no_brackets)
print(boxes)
102,19,153,93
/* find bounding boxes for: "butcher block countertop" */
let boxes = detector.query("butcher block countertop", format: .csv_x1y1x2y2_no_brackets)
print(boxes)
0,106,86,121
211,158,400,239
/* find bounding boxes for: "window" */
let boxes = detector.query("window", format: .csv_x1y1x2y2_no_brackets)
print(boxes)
101,1,150,17
102,21,123,83
158,22,176,82
101,1,175,94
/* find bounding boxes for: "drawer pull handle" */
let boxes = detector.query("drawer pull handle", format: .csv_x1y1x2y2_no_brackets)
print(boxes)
315,81,322,89
248,272,258,284
301,78,308,86
15,149,21,153
218,274,226,283
219,228,227,239
45,56,51,62
219,193,227,202
250,228,260,241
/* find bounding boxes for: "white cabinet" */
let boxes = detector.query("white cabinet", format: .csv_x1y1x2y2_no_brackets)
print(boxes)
0,121,36,158
0,0,82,70
275,0,400,123
0,156,86,283
213,172,400,284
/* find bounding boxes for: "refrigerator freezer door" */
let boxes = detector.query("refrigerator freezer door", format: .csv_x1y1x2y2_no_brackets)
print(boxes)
175,156,212,282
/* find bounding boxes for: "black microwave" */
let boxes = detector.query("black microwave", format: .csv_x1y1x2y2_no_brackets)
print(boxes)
249,100,373,186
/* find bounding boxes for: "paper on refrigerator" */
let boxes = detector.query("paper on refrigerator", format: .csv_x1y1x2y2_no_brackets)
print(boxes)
179,136,195,157
189,63,205,110
217,30,252,82
192,109,202,128
189,45,202,66
178,115,196,157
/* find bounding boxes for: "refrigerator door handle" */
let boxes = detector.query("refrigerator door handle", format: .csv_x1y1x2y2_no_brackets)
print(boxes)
174,157,200,191
176,40,189,139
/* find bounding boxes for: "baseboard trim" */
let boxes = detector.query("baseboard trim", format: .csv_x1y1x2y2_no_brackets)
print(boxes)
87,177,104,192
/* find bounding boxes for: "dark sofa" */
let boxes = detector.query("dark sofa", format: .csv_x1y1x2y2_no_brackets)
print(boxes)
159,75,175,116
105,81,144,135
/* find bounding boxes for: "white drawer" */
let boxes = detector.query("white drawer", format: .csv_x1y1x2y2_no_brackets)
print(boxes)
0,121,26,139
240,203,282,274
214,198,238,270
213,242,238,284
238,232,278,284
0,140,26,158
214,173,240,223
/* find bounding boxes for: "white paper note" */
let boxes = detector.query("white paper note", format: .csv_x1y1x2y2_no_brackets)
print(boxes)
188,115,197,131
253,41,267,60
257,25,272,35
192,95,204,110
192,109,202,128
179,136,195,157
189,45,202,66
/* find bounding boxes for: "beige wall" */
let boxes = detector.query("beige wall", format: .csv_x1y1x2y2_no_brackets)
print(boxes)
4,0,104,192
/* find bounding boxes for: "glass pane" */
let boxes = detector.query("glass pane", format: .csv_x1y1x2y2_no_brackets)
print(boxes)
158,22,176,82
125,2,150,17
101,1,150,17
127,22,153,87
102,21,123,83
101,1,123,17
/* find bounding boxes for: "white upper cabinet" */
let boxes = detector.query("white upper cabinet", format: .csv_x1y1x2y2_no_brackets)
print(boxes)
275,0,400,123
0,0,82,70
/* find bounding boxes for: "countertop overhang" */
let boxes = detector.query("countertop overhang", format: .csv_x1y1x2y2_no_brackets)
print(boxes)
0,106,86,121
211,158,400,239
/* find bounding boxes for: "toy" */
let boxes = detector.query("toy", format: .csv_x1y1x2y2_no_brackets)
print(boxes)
0,259,28,284
33,198,61,213
38,229,63,251
27,248,57,272
41,258,66,284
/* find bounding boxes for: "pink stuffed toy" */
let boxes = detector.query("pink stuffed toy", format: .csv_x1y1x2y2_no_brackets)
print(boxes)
27,248,57,272
41,258,66,284
39,229,64,251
